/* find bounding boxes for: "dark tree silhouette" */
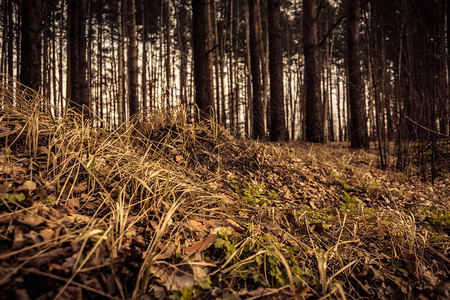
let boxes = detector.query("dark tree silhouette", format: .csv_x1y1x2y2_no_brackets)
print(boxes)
303,0,324,143
192,0,214,119
127,0,138,118
249,0,265,139
267,0,288,141
68,0,89,115
347,0,368,148
20,0,43,92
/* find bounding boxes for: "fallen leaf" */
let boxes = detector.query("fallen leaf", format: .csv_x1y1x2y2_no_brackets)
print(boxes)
151,264,195,291
0,181,11,193
184,233,217,254
187,219,207,233
18,180,36,192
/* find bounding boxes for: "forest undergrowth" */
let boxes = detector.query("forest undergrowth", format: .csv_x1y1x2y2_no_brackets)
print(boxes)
0,79,449,299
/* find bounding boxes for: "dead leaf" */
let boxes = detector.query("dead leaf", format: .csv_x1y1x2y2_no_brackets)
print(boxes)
0,181,11,193
19,213,45,228
17,180,36,192
39,228,55,242
184,233,217,254
12,229,26,250
151,264,195,291
72,182,87,195
187,219,207,233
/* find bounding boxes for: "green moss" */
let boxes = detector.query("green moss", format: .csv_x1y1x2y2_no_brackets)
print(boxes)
340,191,364,213
418,208,450,230
231,180,279,206
0,192,26,209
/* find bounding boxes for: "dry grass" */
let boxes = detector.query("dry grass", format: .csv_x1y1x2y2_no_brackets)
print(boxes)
0,74,449,299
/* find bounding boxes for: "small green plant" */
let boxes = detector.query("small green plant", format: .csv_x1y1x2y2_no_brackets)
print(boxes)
0,192,26,209
231,180,279,206
340,191,364,213
340,179,356,192
169,276,212,300
419,208,450,230
213,227,236,260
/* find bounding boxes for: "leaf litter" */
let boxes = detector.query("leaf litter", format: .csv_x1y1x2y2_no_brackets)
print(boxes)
0,76,449,299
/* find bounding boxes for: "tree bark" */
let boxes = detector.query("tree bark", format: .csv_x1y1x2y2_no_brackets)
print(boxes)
20,0,43,92
67,0,89,116
303,0,324,142
192,0,214,119
249,0,265,139
346,0,368,148
267,0,288,141
127,0,138,118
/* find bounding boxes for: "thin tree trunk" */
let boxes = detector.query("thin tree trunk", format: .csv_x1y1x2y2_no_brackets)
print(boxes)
347,0,368,148
267,0,288,141
249,0,265,139
165,0,171,107
192,0,214,119
142,0,147,111
20,0,43,92
303,0,323,142
127,0,138,118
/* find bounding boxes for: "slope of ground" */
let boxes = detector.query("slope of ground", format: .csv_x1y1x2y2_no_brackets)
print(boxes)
0,78,449,299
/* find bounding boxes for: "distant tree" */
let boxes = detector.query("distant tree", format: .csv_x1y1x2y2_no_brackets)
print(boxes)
303,0,324,143
248,0,265,139
346,0,368,148
20,0,43,92
127,0,138,118
267,0,288,141
192,0,214,119
67,0,89,116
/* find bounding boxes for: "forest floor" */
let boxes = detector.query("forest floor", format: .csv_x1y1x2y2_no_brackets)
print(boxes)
0,85,449,299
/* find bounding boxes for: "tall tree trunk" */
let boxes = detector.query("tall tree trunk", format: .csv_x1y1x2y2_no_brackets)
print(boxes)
165,0,171,107
303,0,323,142
212,0,221,124
20,0,42,92
175,2,187,107
249,0,265,139
98,2,104,121
192,0,214,119
117,0,125,122
267,0,288,141
68,0,89,116
142,0,147,111
7,0,14,78
346,0,368,148
127,0,138,118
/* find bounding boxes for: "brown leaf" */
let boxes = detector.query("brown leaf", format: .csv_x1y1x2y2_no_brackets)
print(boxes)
18,213,45,228
17,180,36,192
151,264,195,291
0,181,11,193
187,219,207,233
184,233,217,254
39,228,55,242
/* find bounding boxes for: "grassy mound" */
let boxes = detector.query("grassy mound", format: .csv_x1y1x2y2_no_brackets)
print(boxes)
0,76,449,299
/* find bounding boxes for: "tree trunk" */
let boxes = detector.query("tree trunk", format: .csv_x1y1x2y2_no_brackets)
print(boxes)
267,0,288,141
127,0,138,118
20,0,42,92
142,0,147,110
303,0,323,142
346,0,368,148
249,0,265,139
68,0,89,116
165,0,171,107
192,0,214,119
